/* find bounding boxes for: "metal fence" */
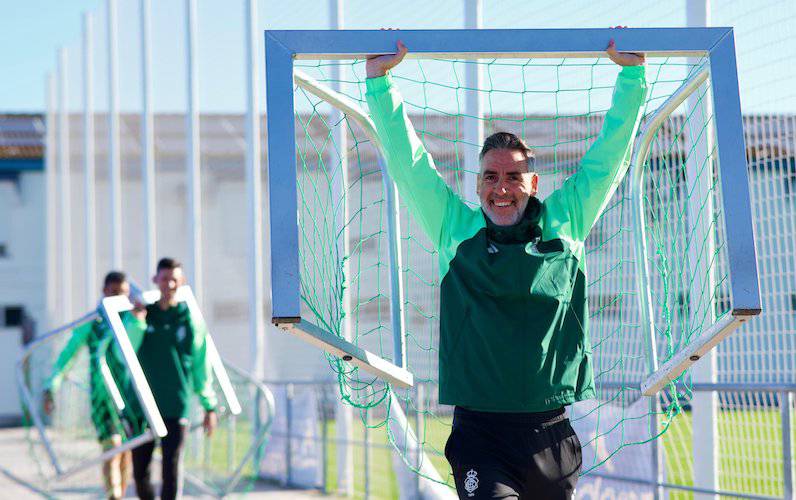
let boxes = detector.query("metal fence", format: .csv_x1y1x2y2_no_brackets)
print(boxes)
262,380,415,498
260,380,795,500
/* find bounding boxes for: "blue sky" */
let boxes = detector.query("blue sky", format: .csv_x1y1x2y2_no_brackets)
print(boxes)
1,0,793,114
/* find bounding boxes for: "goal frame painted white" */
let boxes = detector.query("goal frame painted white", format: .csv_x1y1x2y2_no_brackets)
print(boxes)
115,284,243,416
264,27,761,394
16,308,163,479
18,285,249,481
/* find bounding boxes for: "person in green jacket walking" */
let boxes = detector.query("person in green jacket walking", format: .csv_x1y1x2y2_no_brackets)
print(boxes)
365,33,648,499
43,271,146,500
131,257,217,500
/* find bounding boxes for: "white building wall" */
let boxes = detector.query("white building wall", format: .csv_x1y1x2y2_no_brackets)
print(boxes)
0,172,46,419
76,163,332,381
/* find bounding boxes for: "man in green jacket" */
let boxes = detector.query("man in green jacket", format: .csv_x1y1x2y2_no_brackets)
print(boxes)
44,271,146,500
365,36,647,499
131,257,217,500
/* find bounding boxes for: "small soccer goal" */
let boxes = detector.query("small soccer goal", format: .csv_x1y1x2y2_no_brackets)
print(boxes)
265,28,761,483
109,285,273,496
107,285,275,496
17,308,164,483
18,285,274,496
111,285,243,418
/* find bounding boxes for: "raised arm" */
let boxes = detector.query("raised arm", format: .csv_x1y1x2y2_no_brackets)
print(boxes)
45,322,92,393
544,38,648,242
365,41,470,250
105,310,148,372
122,310,147,352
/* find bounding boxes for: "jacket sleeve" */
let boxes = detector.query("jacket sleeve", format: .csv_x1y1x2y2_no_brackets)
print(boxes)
45,322,92,392
106,311,147,366
122,311,147,352
544,65,648,242
365,74,470,250
188,313,218,412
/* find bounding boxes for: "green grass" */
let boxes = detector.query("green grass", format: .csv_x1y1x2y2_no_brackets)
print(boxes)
321,406,794,500
182,415,266,495
320,414,470,499
661,408,794,499
182,405,794,499
322,418,402,499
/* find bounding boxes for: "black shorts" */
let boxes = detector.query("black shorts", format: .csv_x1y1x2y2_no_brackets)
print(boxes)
444,406,582,500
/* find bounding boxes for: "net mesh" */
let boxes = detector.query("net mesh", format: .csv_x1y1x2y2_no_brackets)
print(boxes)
290,55,730,486
20,307,274,497
181,363,275,496
20,311,154,496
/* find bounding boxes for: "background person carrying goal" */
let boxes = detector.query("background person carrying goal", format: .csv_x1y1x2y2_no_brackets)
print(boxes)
43,271,146,500
364,32,647,499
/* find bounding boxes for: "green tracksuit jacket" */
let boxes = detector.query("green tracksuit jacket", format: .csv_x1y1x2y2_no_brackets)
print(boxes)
136,302,217,420
366,66,647,412
46,309,146,439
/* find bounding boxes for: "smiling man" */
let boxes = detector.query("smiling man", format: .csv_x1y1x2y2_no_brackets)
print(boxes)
477,133,539,226
365,36,647,499
131,257,217,500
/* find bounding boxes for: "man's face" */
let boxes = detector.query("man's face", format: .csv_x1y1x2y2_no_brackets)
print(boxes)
477,148,538,226
103,280,130,298
153,267,184,300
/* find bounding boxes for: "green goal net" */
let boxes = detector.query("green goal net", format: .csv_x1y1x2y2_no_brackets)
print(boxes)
18,310,157,495
289,54,734,485
19,292,275,497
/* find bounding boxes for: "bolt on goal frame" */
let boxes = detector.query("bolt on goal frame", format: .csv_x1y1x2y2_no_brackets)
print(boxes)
265,28,761,394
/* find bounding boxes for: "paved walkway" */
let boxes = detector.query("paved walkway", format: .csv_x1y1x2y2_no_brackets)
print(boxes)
0,427,338,499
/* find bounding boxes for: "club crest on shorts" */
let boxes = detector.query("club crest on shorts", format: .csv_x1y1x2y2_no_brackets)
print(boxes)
464,469,479,496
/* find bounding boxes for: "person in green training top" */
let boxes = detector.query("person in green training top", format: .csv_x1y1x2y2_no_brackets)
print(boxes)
365,33,647,499
44,271,146,500
131,257,217,500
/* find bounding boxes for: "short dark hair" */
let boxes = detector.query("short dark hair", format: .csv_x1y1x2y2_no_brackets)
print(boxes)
103,271,126,288
156,257,182,273
479,132,536,170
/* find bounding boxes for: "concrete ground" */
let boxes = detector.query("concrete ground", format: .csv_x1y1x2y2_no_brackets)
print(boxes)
0,427,338,499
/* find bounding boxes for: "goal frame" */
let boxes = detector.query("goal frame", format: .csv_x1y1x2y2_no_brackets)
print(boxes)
108,284,243,416
17,285,247,481
16,309,163,479
264,27,761,393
